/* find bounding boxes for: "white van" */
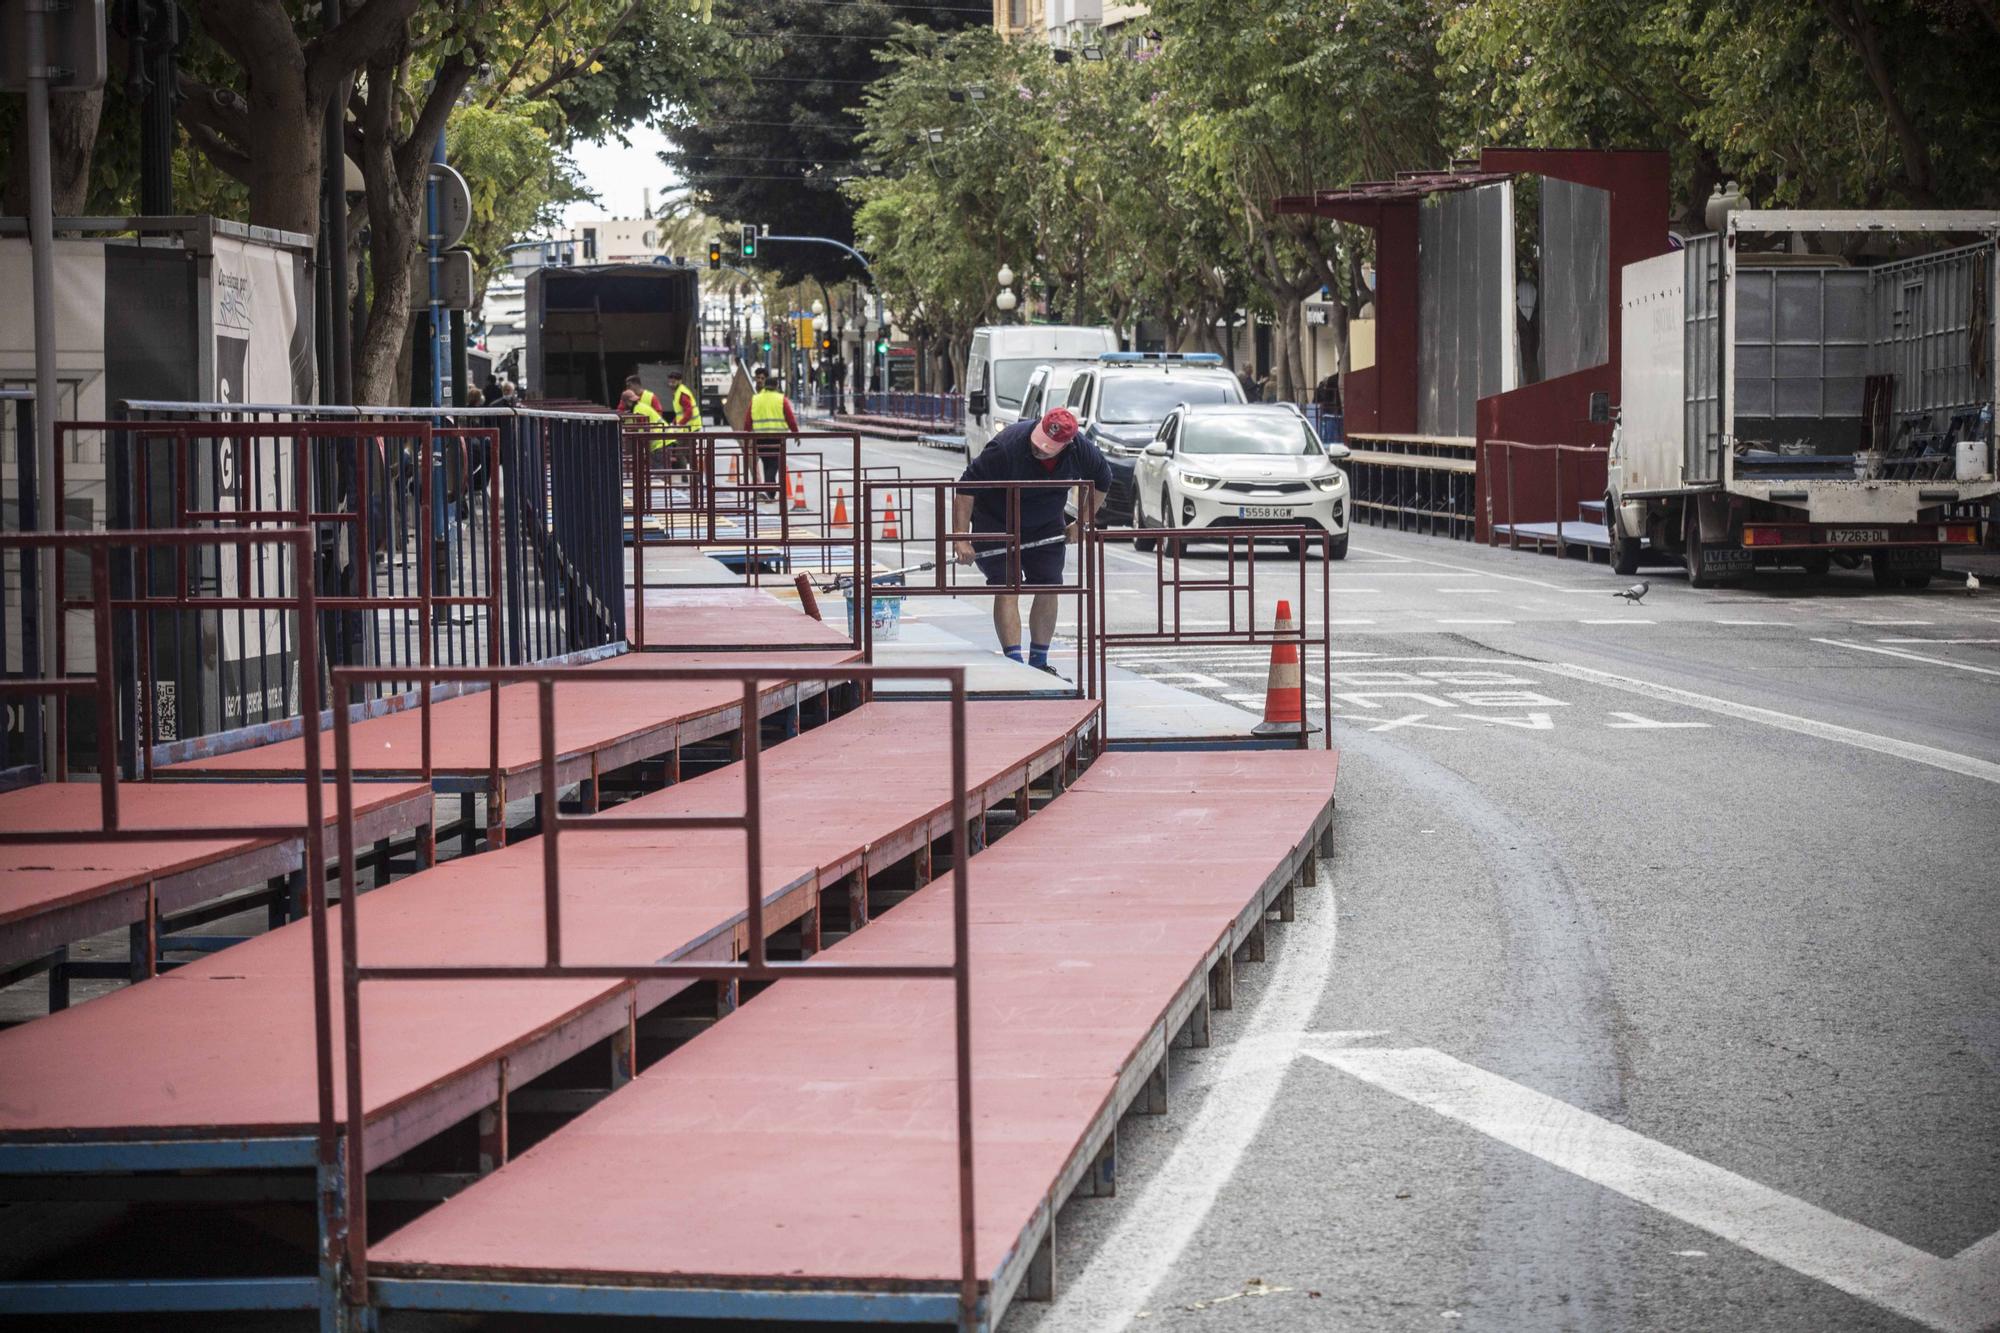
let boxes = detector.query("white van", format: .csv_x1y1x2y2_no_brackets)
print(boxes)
963,324,1119,459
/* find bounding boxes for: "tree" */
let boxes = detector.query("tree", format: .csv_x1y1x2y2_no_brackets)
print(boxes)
664,0,986,288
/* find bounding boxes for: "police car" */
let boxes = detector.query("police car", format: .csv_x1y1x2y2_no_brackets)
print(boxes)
1062,353,1245,522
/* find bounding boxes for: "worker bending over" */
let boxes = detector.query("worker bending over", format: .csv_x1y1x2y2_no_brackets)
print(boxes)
953,407,1109,674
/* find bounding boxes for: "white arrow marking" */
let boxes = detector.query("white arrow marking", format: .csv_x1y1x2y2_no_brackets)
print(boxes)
1463,712,1556,730
1368,713,1461,733
1605,712,1712,730
1308,1046,2000,1333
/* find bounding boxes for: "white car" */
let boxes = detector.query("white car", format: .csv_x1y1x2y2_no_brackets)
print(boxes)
1131,404,1351,558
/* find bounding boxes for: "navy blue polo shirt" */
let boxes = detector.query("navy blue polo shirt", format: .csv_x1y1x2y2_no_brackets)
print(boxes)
958,419,1113,542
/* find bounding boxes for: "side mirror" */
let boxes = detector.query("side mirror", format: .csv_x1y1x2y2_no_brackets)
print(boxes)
1589,391,1612,424
1143,440,1169,457
1325,441,1352,460
968,390,988,418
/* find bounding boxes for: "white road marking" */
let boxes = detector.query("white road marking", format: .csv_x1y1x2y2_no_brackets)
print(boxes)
1309,1046,2000,1333
1464,712,1555,730
1879,638,2000,645
1606,712,1711,730
1535,661,2000,785
1436,618,1515,626
1043,869,1347,1332
1716,620,1780,626
1329,618,1378,625
1369,713,1460,732
1359,548,1602,592
1581,618,1656,625
1853,619,1934,626
1811,638,2000,677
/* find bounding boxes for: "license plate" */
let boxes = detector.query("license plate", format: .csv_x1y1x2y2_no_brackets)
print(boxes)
1238,506,1293,519
1824,528,1889,544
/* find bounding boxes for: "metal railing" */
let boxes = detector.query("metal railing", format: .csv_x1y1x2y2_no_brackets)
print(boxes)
848,391,965,427
623,426,893,649
855,477,1096,699
1481,439,1608,555
1089,526,1334,748
321,661,981,1328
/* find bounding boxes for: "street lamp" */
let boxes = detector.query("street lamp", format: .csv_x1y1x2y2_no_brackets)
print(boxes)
996,264,1018,321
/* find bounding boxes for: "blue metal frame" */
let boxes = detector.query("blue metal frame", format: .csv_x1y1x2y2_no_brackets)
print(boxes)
372,1277,970,1323
0,1277,322,1314
0,1135,318,1173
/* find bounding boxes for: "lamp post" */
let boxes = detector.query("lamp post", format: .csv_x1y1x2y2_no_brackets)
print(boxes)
996,264,1018,323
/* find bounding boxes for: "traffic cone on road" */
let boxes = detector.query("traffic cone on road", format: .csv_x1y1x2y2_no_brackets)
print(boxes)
880,500,901,541
831,487,851,529
1252,599,1319,738
792,472,809,511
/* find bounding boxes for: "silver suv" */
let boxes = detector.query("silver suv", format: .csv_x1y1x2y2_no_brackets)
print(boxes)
1063,353,1245,522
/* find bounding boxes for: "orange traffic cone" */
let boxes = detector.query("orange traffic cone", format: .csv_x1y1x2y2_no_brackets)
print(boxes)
791,472,809,511
880,500,900,541
831,487,850,529
1252,599,1319,738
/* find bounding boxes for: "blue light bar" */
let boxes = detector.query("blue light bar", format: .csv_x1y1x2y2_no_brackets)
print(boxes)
1097,351,1226,365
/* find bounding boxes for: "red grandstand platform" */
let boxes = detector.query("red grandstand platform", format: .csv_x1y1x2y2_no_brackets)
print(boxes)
362,749,1336,1327
0,701,1094,1170
629,585,854,652
163,650,858,847
0,779,432,1008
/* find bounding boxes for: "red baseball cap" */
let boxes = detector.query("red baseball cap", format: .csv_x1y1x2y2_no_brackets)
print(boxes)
1032,407,1080,454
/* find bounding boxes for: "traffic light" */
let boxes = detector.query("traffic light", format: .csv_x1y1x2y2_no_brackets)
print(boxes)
819,335,834,353
760,337,772,353
740,225,757,260
707,239,721,270
875,338,890,355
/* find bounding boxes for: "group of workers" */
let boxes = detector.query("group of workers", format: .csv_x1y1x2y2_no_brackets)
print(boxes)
616,361,1109,675
618,365,801,505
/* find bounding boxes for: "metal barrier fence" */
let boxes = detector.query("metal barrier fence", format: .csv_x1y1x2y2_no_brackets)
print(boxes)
1090,526,1334,748
4,403,627,769
322,660,980,1329
856,477,1095,698
850,391,964,427
1301,406,1346,445
1,389,43,776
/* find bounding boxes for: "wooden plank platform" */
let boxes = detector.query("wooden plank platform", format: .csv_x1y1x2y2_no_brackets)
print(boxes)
1,780,433,989
0,701,1097,1166
367,749,1339,1328
630,586,856,652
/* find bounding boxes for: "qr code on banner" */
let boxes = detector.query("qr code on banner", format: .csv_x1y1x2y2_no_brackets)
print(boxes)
154,680,177,743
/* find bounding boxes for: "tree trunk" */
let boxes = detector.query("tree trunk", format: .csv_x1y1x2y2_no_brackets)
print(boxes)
3,89,105,217
245,50,321,234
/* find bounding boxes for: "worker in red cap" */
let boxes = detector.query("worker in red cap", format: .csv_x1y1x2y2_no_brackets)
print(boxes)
953,406,1111,674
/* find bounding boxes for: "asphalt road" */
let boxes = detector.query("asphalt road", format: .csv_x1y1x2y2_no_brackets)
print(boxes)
851,431,2000,1333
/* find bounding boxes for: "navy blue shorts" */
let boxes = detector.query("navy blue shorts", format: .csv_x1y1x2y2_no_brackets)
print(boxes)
974,539,1066,587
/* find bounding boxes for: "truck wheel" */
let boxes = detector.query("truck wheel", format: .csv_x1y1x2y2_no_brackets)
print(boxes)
1871,553,1903,587
1800,553,1831,579
1607,496,1641,576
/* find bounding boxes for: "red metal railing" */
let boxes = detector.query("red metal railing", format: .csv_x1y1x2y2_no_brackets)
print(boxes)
51,420,504,762
1089,526,1334,748
321,661,981,1327
855,477,1097,700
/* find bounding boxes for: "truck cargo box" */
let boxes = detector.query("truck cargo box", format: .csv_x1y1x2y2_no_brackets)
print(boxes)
525,262,700,405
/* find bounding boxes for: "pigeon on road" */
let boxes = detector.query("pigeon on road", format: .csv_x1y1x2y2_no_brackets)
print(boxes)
1969,573,1983,596
1614,581,1650,605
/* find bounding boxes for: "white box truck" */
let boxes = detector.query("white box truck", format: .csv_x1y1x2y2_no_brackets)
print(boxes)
1606,210,1997,587
963,323,1119,459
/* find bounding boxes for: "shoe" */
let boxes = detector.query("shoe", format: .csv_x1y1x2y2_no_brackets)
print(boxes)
1033,662,1068,680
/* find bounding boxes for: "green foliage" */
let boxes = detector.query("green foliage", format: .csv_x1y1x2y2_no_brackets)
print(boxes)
446,101,589,298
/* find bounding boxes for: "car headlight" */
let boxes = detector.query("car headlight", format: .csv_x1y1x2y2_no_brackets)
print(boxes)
1310,470,1346,493
1178,471,1220,491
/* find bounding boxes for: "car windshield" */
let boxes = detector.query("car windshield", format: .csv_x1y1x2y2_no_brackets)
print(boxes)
990,359,1043,412
1099,376,1237,424
1180,415,1323,456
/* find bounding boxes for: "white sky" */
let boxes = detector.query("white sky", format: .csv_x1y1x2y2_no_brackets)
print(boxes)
562,125,682,224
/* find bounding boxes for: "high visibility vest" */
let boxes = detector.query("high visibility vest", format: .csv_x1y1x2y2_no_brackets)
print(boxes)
629,395,666,427
672,382,703,429
750,389,789,434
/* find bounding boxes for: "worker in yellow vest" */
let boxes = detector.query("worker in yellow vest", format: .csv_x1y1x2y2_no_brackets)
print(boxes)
622,374,670,422
666,368,703,430
620,386,666,429
749,366,798,506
